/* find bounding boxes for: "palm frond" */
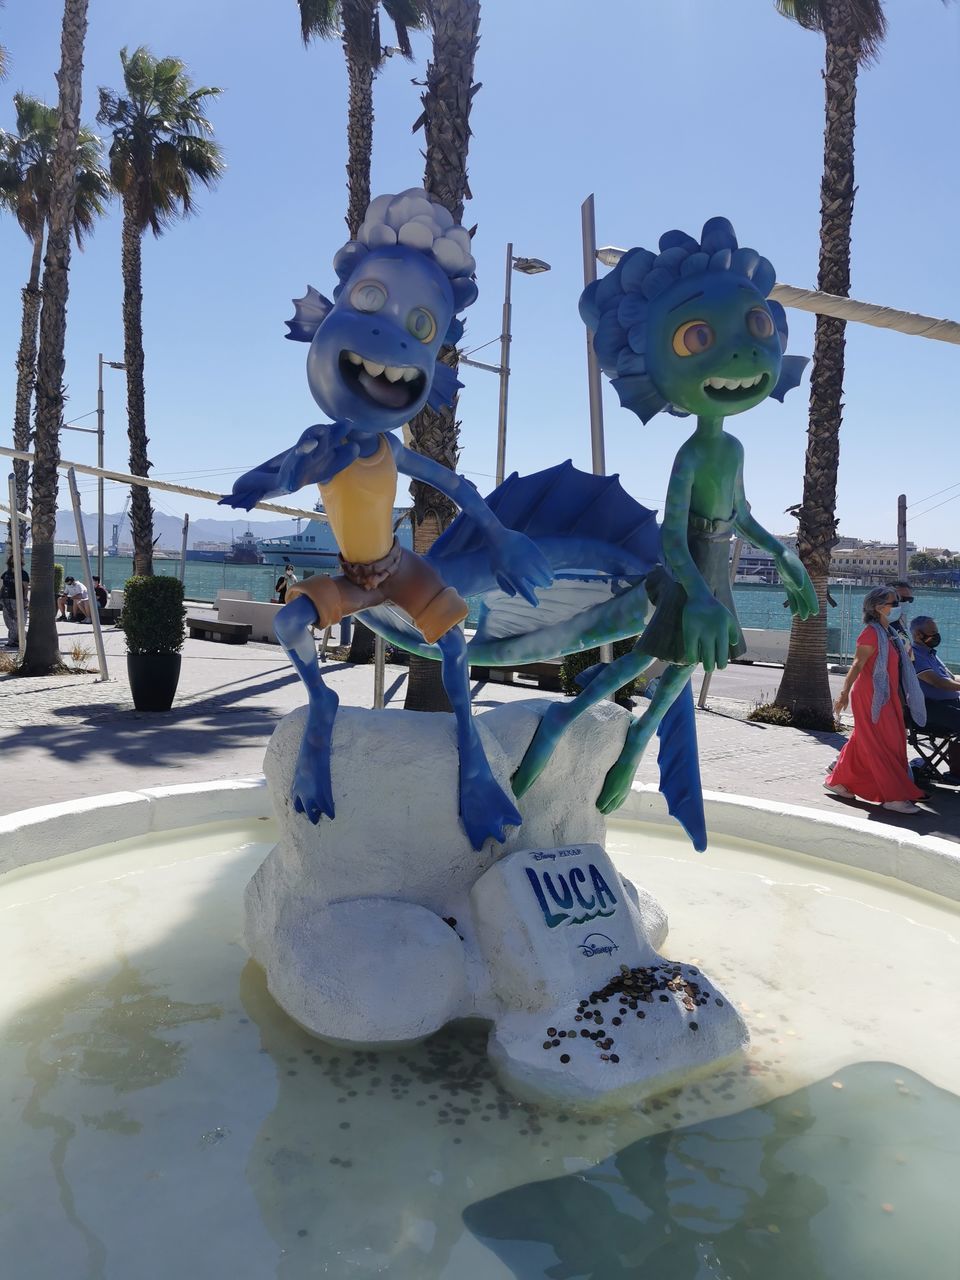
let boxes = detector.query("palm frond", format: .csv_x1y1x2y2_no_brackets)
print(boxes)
0,93,107,243
775,0,887,63
298,0,341,44
383,0,428,57
98,46,224,236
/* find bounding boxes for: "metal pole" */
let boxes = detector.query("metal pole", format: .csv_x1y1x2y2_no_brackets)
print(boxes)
581,195,612,668
373,634,385,709
897,494,907,578
97,353,105,581
495,242,514,487
580,195,606,476
66,467,109,681
179,512,189,584
7,474,26,655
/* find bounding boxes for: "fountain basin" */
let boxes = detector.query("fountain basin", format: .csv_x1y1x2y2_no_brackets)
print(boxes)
1,781,958,1278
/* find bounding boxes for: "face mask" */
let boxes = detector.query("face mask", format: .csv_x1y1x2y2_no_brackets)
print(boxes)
887,605,902,622
926,632,941,649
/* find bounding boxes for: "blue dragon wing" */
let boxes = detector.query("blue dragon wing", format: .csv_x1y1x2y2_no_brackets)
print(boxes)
359,462,661,659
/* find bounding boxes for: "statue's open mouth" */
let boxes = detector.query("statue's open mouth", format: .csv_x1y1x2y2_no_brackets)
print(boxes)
701,372,769,403
339,350,426,411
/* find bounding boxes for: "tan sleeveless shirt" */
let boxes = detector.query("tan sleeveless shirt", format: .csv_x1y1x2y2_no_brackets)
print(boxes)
318,436,397,564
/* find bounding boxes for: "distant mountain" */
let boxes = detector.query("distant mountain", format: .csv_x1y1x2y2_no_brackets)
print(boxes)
52,509,299,549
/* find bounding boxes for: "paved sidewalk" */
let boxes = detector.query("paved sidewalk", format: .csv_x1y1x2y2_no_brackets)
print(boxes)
3,620,959,844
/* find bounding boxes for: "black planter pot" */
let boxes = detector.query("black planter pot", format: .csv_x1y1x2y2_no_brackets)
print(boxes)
127,652,182,712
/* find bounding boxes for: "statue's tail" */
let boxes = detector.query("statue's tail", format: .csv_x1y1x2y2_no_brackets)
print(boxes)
656,682,707,852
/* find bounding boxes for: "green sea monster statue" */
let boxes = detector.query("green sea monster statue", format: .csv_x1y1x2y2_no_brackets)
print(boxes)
513,215,819,811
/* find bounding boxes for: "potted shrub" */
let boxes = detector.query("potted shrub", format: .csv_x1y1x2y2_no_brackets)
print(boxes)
120,575,186,711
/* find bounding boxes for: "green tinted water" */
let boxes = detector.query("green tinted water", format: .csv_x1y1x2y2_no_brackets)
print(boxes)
1,819,957,1278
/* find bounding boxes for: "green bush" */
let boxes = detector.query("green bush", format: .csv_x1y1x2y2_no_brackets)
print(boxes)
53,563,64,599
749,701,841,733
120,575,185,654
560,638,645,703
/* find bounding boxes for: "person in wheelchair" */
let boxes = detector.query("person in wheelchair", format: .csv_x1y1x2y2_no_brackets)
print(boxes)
910,616,960,736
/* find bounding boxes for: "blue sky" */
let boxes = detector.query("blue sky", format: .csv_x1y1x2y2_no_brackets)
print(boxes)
1,0,959,548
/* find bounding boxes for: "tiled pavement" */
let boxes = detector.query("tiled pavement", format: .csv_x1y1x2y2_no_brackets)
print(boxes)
2,620,958,844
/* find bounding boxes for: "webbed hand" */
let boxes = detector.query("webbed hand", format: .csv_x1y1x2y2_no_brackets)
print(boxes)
778,550,819,620
681,595,740,672
276,424,361,492
489,530,553,606
219,450,290,511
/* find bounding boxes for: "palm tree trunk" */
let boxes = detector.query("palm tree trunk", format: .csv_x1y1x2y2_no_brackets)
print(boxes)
120,195,154,577
23,0,89,676
342,3,376,240
9,229,44,553
775,0,859,724
404,0,480,712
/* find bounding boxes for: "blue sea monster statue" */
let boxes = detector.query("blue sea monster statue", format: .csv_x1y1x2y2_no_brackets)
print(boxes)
221,189,552,851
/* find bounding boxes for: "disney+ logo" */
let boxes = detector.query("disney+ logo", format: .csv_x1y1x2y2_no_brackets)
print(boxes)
578,933,619,958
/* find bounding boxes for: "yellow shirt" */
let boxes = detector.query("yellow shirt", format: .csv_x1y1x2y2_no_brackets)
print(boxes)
318,436,397,564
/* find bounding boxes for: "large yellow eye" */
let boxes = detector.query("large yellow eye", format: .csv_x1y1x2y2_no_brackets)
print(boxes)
350,280,387,313
406,307,437,344
672,320,715,357
746,306,775,340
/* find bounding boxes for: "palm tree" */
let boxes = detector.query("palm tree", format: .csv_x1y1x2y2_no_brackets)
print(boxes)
0,95,108,553
297,0,427,238
22,0,91,676
770,0,887,726
97,47,224,576
772,1,955,726
299,0,426,662
403,0,481,712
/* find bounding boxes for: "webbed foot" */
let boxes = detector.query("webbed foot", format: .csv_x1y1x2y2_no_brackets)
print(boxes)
461,769,522,851
512,702,572,797
596,756,636,815
291,739,336,825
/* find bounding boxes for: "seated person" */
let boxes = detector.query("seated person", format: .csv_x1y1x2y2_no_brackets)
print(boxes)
910,615,960,736
91,576,109,611
58,576,89,621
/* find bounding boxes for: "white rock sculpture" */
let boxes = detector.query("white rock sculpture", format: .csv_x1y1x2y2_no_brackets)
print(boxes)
246,698,748,1102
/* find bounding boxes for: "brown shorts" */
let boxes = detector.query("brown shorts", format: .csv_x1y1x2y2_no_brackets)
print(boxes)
286,540,467,645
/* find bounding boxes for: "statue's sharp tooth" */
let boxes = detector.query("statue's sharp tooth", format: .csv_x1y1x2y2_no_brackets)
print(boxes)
362,359,385,377
347,351,363,365
401,367,420,382
383,365,404,382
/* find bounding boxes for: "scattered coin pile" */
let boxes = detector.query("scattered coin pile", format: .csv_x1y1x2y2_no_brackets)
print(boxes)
542,960,723,1065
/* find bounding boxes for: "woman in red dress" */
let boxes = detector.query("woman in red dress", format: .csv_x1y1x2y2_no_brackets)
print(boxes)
825,587,927,814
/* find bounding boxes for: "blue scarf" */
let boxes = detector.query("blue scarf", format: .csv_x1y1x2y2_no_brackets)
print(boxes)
869,622,926,727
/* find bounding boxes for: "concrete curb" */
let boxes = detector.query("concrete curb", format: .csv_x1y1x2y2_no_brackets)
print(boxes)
618,783,960,903
2,774,958,906
0,776,270,876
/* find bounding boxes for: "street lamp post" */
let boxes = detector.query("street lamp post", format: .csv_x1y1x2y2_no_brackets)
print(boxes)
460,244,550,487
65,355,126,580
96,354,126,579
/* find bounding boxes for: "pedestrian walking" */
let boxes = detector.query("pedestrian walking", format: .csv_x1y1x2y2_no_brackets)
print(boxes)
1,554,29,647
825,586,928,814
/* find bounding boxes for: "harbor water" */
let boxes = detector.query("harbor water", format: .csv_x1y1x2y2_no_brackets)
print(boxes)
26,553,960,670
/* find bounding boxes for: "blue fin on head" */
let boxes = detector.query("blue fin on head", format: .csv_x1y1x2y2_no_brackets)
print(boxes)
427,360,462,409
445,317,466,347
285,286,333,343
611,374,668,424
770,354,809,402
